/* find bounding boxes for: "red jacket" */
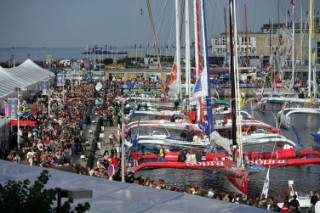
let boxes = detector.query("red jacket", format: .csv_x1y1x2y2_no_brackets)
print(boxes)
111,156,118,167
132,151,139,161
280,207,289,213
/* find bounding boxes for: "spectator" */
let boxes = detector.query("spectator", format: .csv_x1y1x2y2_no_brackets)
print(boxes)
132,150,139,167
158,145,165,161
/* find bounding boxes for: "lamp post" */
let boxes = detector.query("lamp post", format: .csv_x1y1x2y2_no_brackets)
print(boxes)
17,88,20,146
121,101,125,183
48,83,51,116
16,87,27,146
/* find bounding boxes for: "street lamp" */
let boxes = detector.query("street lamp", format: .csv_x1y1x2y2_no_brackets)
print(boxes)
16,87,27,146
121,101,125,183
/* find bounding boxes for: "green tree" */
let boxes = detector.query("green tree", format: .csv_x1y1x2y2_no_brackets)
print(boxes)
0,170,90,213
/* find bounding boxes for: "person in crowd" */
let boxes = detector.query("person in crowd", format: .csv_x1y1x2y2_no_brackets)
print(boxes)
178,148,187,162
268,197,281,212
207,188,215,199
280,203,289,213
170,115,176,122
289,194,300,213
311,191,319,212
132,150,139,167
109,133,114,145
111,146,117,157
158,145,165,162
180,130,187,140
174,99,179,110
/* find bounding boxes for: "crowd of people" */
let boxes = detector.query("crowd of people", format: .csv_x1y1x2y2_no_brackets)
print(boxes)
5,79,97,168
119,172,320,213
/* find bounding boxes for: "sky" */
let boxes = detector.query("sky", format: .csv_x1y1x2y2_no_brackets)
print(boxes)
0,0,319,48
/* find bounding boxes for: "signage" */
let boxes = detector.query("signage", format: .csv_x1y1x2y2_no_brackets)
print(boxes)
7,98,18,120
107,165,115,177
57,74,63,86
42,80,49,95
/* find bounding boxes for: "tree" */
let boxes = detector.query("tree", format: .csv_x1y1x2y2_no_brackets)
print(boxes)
0,170,90,213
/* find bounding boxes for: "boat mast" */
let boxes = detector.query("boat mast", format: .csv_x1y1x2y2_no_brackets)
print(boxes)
175,0,182,101
185,0,191,109
300,3,303,66
193,0,204,121
146,0,166,93
233,0,243,167
244,4,249,67
308,0,313,98
224,7,229,67
200,0,213,134
291,1,295,87
229,0,237,162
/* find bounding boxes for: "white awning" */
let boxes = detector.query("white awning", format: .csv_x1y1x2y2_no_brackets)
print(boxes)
0,160,269,213
0,59,53,98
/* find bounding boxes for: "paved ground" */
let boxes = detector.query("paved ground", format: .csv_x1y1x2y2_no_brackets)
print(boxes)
72,109,120,169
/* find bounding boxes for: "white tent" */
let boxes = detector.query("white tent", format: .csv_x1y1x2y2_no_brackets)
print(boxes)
0,59,53,98
0,160,269,213
0,66,25,98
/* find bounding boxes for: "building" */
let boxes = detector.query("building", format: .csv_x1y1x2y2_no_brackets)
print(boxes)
211,19,320,67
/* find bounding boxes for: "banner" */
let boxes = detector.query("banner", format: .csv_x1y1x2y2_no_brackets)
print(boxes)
42,80,49,95
7,98,18,120
11,120,36,127
56,73,63,87
4,99,9,118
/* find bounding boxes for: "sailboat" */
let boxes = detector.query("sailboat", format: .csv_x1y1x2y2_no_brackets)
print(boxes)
132,0,249,195
274,0,319,129
254,1,319,111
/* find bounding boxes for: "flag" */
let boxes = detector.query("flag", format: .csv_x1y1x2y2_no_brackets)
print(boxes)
292,126,302,149
4,99,9,118
261,167,270,198
41,80,49,95
132,117,140,151
140,8,143,16
290,0,295,6
125,128,131,141
312,133,320,144
192,67,208,101
131,103,136,116
165,63,177,93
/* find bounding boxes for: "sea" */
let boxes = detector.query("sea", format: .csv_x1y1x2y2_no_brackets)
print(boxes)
0,46,130,64
136,102,320,201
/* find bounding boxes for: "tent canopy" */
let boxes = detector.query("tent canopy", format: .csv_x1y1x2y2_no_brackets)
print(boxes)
0,59,53,98
0,160,268,213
